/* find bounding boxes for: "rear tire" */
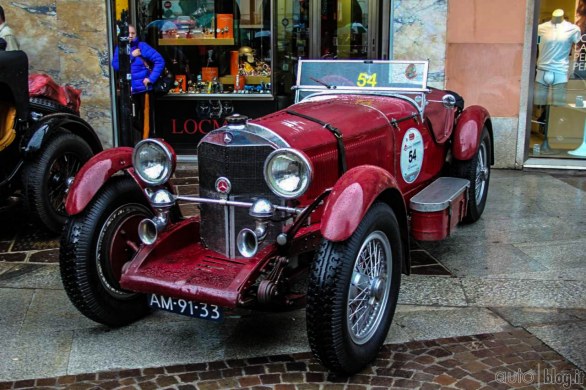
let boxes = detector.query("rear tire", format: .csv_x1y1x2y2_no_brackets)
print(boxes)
453,126,491,223
60,176,152,327
22,130,94,233
307,202,402,374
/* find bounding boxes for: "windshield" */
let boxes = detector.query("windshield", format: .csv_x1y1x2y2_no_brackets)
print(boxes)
296,60,429,92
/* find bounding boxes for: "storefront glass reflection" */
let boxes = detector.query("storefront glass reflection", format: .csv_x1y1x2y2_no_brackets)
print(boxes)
531,4,586,159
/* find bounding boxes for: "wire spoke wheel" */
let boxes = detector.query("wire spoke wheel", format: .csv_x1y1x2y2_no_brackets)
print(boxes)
348,231,392,344
47,152,84,214
474,141,489,206
452,126,491,223
307,202,402,374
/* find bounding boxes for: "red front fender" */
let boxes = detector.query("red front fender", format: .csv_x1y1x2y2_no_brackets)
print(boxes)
452,105,491,161
65,147,140,215
321,165,403,242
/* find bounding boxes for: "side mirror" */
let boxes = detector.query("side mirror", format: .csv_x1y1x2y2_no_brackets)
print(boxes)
442,94,457,109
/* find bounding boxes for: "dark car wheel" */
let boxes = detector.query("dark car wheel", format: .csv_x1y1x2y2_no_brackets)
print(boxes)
453,126,491,223
307,202,402,375
60,175,152,327
22,129,94,233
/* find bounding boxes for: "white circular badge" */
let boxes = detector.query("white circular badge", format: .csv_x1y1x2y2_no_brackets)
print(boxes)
400,128,424,183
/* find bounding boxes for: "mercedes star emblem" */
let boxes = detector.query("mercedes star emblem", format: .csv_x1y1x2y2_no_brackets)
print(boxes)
215,177,232,194
223,132,233,144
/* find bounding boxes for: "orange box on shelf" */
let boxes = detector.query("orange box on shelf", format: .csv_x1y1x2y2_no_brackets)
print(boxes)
173,75,186,93
230,50,239,75
201,67,218,82
217,14,233,38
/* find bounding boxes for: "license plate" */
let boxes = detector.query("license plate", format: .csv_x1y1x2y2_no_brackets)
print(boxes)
148,294,223,321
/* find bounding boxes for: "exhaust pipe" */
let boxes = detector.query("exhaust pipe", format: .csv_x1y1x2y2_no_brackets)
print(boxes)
138,189,175,245
138,218,158,245
138,213,169,245
237,228,258,258
237,198,275,258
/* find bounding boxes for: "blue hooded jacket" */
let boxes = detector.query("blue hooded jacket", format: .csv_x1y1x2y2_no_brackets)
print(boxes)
112,38,165,94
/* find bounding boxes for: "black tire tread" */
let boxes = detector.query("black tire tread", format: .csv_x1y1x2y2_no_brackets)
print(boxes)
21,130,94,233
452,126,491,223
307,202,402,374
59,175,150,327
29,97,79,116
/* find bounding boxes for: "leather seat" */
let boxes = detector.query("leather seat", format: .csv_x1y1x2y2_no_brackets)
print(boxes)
0,101,17,151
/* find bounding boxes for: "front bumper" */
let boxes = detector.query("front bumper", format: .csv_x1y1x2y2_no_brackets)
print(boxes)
119,217,278,308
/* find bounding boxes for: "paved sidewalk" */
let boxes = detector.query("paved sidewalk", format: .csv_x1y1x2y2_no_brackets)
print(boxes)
1,329,584,389
0,168,585,388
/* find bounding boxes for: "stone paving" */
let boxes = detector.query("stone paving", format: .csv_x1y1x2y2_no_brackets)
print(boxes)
0,168,585,389
0,330,584,389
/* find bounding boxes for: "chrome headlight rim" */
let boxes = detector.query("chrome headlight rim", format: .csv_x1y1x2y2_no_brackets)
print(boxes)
132,139,175,186
263,148,313,199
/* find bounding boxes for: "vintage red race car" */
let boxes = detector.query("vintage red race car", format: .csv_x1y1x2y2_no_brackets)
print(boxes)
60,60,493,374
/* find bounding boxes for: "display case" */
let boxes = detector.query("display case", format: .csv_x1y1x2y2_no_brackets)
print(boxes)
137,0,276,153
145,0,272,97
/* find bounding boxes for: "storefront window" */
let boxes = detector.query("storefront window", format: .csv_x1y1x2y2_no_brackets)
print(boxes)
139,0,272,96
531,3,586,159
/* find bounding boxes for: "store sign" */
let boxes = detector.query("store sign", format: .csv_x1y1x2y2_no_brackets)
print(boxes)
170,118,225,135
574,34,586,74
155,99,276,153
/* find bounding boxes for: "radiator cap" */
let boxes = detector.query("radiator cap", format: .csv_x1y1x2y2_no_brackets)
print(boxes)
226,113,248,126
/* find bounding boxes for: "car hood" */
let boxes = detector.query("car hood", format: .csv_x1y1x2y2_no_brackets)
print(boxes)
252,93,417,151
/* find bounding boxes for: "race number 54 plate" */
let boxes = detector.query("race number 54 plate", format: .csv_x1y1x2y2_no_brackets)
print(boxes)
148,294,223,321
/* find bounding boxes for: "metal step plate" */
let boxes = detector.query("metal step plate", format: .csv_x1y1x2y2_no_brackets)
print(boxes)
410,177,470,212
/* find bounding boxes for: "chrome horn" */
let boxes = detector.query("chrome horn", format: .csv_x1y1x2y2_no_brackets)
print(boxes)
138,189,175,245
236,198,275,258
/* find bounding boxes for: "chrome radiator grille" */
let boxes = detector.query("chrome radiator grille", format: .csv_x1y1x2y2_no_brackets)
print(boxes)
198,142,283,258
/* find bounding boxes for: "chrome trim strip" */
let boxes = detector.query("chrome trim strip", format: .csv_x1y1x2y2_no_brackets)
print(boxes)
174,195,303,215
199,123,289,149
229,205,236,258
224,204,230,257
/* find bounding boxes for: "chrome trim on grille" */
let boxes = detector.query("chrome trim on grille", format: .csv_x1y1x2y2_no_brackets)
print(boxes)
200,123,290,149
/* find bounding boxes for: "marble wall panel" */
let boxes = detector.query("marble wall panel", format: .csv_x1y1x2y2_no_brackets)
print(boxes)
392,0,447,87
3,1,113,148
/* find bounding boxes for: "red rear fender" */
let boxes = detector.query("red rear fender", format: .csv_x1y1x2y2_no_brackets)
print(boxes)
321,165,403,242
452,106,491,161
65,147,140,215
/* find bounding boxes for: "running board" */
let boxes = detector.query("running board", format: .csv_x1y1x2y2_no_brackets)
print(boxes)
409,177,470,241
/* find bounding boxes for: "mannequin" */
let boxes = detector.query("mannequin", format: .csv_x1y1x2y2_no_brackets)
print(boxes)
533,9,581,152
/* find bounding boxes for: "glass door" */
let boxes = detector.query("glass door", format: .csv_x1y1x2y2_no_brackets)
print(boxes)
275,0,387,105
317,0,377,59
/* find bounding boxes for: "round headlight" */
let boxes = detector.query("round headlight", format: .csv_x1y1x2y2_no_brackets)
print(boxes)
132,139,175,186
264,149,312,199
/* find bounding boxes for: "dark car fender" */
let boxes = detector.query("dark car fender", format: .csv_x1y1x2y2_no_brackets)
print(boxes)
65,147,143,215
23,113,103,157
452,105,494,162
320,165,411,274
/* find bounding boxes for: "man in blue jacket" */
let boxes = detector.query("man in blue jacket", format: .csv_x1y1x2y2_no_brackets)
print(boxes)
112,24,165,142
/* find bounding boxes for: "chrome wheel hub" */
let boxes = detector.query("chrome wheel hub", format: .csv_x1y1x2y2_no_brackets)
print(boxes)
475,142,488,205
347,230,393,344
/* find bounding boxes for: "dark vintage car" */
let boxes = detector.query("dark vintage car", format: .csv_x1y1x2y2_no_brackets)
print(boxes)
0,50,103,233
60,60,492,374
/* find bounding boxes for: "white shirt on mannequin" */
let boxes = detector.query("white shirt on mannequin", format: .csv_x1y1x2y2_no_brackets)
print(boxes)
537,11,580,84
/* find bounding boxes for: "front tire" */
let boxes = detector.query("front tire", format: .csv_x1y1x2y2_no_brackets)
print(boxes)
307,202,402,374
453,126,491,223
22,129,94,233
60,176,152,327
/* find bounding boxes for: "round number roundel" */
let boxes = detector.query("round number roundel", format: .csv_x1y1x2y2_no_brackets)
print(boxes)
400,128,424,184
